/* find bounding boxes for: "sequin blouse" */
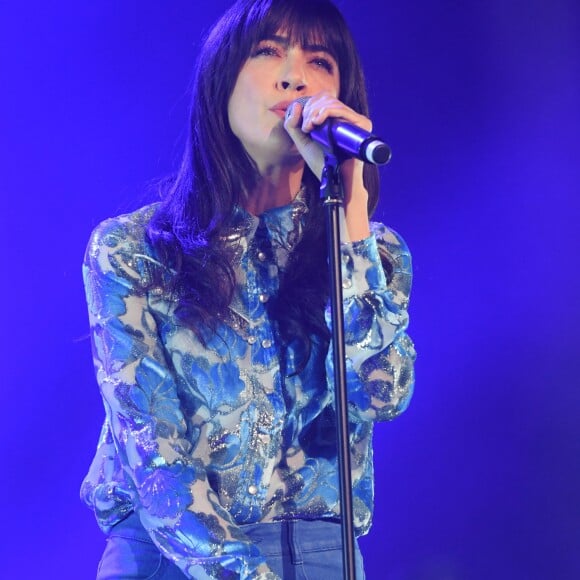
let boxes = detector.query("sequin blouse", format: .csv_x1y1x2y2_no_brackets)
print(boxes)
81,196,415,579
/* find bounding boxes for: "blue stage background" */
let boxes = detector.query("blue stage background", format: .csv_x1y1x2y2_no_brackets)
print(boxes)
0,1,578,578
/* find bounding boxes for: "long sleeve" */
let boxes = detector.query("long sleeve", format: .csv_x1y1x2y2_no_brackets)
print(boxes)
82,216,277,580
325,222,416,423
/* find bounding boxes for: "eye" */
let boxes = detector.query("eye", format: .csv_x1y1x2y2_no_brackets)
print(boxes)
252,43,281,58
311,56,334,73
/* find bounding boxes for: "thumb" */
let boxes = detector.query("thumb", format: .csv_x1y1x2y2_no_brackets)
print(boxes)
283,101,325,179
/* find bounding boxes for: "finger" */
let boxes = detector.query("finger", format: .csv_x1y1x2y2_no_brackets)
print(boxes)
283,101,314,145
284,100,304,130
302,99,372,133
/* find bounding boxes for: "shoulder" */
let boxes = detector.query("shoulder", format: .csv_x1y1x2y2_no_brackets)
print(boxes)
87,204,158,252
84,204,161,284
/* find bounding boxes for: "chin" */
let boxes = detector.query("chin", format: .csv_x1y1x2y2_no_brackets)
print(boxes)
263,139,301,162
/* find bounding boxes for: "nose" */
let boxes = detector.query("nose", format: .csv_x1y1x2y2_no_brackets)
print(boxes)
277,55,307,92
280,80,306,91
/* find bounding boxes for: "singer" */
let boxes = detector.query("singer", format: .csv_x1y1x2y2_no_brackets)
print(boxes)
81,0,415,578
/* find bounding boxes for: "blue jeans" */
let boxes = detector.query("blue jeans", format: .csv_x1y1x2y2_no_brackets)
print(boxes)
97,512,366,579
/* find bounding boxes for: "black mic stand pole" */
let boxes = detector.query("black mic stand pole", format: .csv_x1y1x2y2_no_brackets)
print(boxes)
320,150,357,580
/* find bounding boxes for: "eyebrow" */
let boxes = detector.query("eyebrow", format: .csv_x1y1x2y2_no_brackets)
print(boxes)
259,34,336,59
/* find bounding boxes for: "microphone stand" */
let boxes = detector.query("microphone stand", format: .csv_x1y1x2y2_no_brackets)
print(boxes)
320,150,357,580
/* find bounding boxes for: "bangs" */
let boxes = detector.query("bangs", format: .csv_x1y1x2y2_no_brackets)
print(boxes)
244,0,348,64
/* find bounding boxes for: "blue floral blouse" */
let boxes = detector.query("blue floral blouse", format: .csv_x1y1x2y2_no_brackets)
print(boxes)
81,195,415,579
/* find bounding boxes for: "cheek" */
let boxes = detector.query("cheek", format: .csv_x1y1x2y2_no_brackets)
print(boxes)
227,94,240,138
312,73,340,99
333,73,341,98
227,86,249,140
227,69,260,139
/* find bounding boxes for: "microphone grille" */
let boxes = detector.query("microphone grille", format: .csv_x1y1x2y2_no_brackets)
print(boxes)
294,96,310,106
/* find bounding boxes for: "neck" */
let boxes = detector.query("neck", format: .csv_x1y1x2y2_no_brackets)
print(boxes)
244,159,305,216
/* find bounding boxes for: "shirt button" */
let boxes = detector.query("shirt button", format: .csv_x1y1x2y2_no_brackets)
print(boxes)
259,293,269,303
261,339,272,349
342,278,353,289
248,485,258,495
257,251,266,262
247,336,257,345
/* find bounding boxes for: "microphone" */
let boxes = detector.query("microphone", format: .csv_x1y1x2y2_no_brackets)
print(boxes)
293,96,391,166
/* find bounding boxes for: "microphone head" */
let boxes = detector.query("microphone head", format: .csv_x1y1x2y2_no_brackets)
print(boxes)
367,141,392,165
293,96,311,107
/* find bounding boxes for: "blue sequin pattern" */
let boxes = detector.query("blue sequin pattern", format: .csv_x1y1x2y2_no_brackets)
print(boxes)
81,198,415,579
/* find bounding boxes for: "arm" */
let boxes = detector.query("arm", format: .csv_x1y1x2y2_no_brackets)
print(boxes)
283,93,414,421
84,214,277,580
283,91,372,242
325,223,416,423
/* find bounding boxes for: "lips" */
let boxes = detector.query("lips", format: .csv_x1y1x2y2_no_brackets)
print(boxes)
269,100,294,119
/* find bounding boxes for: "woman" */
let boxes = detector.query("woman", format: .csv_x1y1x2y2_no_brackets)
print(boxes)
81,0,415,578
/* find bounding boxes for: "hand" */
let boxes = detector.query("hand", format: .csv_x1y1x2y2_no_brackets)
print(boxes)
283,92,370,176
284,92,371,240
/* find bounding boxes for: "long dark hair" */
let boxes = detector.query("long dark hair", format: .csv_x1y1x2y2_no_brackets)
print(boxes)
148,0,380,357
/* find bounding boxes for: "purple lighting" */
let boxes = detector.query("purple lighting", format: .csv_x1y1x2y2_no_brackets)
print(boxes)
0,1,577,578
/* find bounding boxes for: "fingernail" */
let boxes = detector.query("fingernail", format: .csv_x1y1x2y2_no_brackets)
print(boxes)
285,103,295,119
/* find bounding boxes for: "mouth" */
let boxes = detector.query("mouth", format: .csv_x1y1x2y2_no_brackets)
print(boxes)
269,100,293,119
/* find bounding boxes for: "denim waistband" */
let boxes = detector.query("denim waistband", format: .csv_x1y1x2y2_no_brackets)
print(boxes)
239,519,346,557
106,513,363,577
109,512,348,554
